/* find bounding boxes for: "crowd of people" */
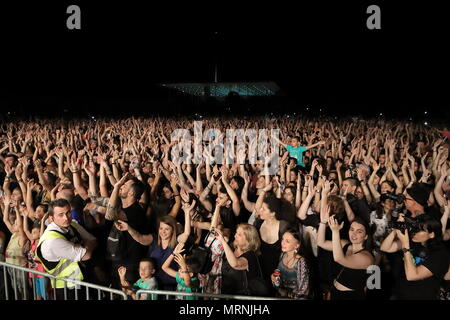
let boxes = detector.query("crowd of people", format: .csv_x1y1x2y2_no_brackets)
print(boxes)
0,116,449,300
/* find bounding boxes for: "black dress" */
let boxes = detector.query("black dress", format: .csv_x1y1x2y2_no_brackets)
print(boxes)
255,219,289,281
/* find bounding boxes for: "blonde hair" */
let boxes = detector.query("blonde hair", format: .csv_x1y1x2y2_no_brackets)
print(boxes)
158,215,177,249
237,223,260,253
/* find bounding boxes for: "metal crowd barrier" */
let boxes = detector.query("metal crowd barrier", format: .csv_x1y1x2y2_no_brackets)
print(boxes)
136,289,288,300
1,262,287,301
0,261,127,300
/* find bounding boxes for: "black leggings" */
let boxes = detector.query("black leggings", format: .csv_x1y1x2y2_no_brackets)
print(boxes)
330,286,365,300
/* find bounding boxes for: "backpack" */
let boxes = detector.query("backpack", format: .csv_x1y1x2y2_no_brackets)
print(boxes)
189,232,216,275
106,226,127,261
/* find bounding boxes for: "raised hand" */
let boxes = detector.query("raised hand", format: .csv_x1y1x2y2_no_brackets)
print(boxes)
323,180,331,194
182,199,196,214
328,215,344,232
212,164,220,177
180,188,190,203
433,138,443,150
220,165,229,179
173,242,185,255
83,159,96,176
357,167,366,182
27,178,37,189
19,156,29,168
114,172,130,189
117,266,127,279
316,164,323,175
2,193,11,208
97,154,107,166
420,168,431,182
15,163,23,179
170,173,179,186
55,148,64,161
70,155,80,172
173,253,187,270
4,164,14,177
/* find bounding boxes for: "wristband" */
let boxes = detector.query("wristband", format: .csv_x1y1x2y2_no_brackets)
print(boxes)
402,248,412,254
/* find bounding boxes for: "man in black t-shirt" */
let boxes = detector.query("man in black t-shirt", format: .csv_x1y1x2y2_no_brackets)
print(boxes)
105,173,149,289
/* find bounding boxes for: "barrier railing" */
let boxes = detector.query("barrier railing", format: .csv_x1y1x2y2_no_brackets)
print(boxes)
1,261,289,301
135,289,288,300
0,261,127,300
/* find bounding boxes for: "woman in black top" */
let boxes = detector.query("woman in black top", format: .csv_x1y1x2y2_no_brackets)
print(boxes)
253,195,290,282
215,223,260,293
380,214,450,300
318,204,374,300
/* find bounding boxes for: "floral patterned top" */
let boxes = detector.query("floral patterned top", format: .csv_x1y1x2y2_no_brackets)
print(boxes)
277,252,310,299
198,233,224,294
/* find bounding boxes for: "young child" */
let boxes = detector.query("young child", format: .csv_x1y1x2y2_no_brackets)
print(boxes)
276,135,325,168
162,243,201,300
23,213,49,300
118,258,158,300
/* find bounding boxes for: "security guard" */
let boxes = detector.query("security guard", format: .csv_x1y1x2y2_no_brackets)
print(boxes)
36,199,97,299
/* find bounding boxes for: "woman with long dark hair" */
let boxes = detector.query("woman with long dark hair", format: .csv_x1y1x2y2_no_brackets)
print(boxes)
318,204,374,300
272,229,311,299
253,194,290,283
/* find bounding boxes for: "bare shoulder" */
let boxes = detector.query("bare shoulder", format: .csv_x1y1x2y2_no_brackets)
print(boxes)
359,250,375,264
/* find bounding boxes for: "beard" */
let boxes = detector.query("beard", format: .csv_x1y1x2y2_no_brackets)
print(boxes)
119,191,128,199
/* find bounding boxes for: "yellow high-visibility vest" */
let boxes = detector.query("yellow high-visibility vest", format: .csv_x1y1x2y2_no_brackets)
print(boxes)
36,222,84,288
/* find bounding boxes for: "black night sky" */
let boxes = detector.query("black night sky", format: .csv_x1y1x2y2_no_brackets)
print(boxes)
0,2,448,121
